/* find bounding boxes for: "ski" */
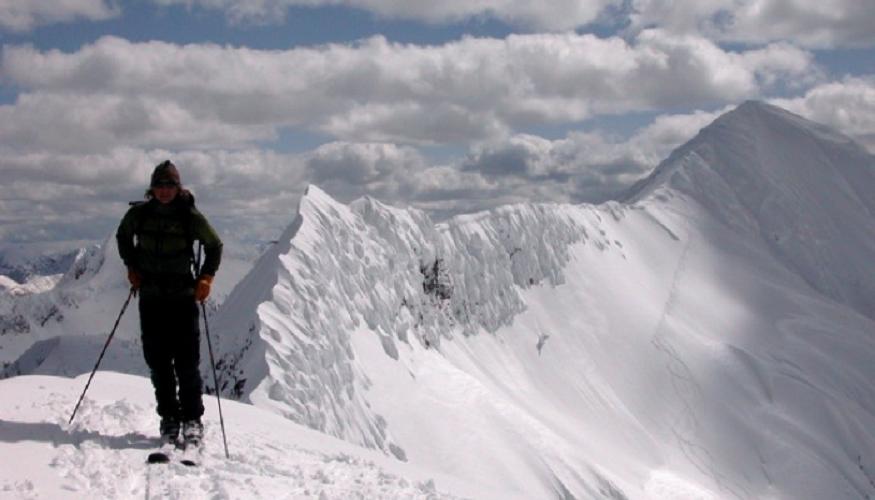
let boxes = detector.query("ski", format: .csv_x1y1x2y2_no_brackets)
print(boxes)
147,441,176,464
179,441,202,467
147,451,170,464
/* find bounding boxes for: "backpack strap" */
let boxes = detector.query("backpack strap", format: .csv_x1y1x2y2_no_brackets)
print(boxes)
130,201,148,245
181,205,203,276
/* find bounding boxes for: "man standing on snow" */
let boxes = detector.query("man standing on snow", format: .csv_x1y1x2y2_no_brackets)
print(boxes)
116,160,222,449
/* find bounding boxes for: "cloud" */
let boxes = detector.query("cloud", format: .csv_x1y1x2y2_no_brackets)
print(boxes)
1,33,817,152
308,142,424,184
0,93,277,154
770,77,875,151
0,0,119,32
0,147,309,253
130,0,875,48
305,141,429,203
10,91,873,248
150,0,618,30
0,104,715,246
629,0,875,48
461,108,721,203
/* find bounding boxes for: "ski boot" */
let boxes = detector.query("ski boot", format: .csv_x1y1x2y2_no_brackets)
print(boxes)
160,417,180,445
182,419,204,448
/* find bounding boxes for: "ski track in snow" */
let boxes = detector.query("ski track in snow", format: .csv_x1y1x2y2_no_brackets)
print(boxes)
649,227,748,500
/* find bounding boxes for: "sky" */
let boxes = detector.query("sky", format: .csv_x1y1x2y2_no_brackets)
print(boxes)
0,0,874,255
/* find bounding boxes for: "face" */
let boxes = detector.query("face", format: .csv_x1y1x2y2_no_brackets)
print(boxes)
153,183,179,204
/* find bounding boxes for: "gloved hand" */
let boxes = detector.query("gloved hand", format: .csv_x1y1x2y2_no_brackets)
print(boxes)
194,275,214,303
127,267,141,293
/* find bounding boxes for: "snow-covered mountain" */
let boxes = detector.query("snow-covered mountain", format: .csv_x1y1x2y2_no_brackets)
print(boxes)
0,239,145,376
2,101,874,499
195,102,874,498
0,234,251,377
627,100,875,319
0,244,82,285
0,273,64,297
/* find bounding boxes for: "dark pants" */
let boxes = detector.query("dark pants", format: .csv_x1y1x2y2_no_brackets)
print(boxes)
139,294,204,421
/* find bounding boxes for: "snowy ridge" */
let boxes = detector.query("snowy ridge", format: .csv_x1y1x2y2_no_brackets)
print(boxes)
213,185,620,463
628,100,875,318
203,101,875,498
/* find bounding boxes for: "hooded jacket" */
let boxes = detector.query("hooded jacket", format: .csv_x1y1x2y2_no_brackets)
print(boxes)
116,192,222,296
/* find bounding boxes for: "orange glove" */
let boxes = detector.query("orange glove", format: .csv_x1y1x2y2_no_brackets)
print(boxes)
127,267,142,292
194,275,214,303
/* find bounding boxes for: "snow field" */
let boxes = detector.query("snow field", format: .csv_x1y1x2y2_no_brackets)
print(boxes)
0,373,468,499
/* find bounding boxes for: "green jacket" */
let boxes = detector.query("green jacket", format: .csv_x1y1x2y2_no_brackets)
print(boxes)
116,193,222,296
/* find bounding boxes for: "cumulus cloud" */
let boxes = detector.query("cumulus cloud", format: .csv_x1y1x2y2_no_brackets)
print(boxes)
9,92,873,247
0,147,309,252
151,0,617,30
629,0,875,48
0,93,277,154
1,33,817,153
308,142,424,184
770,77,875,151
3,29,870,248
306,141,428,202
462,108,721,203
0,104,716,246
0,0,119,32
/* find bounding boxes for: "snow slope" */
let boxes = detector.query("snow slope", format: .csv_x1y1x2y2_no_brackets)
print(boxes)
0,372,472,499
627,100,875,318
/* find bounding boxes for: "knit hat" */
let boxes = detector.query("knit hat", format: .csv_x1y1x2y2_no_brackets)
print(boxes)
150,160,181,187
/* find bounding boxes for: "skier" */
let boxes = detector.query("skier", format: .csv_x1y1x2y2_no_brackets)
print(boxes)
116,160,223,451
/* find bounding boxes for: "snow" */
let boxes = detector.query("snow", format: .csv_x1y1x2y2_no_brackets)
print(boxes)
627,100,875,319
0,243,82,285
0,373,472,499
0,274,63,296
2,101,875,499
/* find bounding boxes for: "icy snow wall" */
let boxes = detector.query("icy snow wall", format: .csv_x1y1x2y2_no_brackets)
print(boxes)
211,185,619,463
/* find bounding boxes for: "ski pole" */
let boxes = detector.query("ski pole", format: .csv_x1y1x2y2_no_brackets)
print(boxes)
201,301,230,459
69,288,135,425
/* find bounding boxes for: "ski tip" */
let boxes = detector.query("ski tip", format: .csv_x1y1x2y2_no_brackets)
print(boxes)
147,452,171,464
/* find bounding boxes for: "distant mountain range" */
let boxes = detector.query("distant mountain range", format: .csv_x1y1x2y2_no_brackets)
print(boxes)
0,245,83,285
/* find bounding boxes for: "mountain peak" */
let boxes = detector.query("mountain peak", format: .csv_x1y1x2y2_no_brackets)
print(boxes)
627,101,875,317
732,99,780,114
711,100,851,145
626,101,870,206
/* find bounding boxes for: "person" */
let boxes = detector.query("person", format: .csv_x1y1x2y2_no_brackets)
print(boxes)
116,160,223,448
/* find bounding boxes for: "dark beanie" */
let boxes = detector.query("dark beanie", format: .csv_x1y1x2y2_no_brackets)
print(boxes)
150,160,181,187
